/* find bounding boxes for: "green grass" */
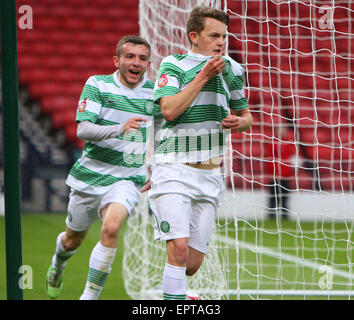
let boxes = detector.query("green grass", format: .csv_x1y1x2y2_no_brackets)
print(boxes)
1,213,353,300
216,218,354,299
0,213,130,300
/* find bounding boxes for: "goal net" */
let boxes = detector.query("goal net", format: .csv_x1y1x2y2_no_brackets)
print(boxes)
123,0,354,299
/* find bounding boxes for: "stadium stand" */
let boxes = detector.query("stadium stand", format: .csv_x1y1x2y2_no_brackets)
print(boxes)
17,0,139,149
14,0,139,211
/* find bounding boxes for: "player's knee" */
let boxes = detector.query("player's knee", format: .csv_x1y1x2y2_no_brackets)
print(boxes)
63,234,84,251
186,258,203,276
186,247,204,276
186,266,199,276
169,240,189,266
101,222,119,240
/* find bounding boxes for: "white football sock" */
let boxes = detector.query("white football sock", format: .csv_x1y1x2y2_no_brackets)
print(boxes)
163,263,187,300
80,241,116,300
51,232,76,270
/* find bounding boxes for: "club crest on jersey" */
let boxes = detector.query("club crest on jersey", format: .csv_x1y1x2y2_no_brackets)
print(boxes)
144,100,155,116
78,98,87,112
222,60,231,76
158,73,168,87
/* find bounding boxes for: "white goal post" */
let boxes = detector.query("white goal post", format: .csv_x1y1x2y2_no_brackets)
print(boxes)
123,0,354,300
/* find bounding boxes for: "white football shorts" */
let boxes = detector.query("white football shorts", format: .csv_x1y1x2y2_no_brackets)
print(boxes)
66,180,140,232
148,163,225,254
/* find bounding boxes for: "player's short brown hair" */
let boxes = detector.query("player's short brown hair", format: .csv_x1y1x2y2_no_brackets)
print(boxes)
116,35,151,57
186,6,229,45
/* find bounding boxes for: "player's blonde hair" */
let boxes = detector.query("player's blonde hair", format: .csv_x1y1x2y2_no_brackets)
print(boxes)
116,35,151,57
186,6,229,46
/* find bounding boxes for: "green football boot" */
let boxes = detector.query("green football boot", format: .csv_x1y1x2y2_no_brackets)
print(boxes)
46,266,64,299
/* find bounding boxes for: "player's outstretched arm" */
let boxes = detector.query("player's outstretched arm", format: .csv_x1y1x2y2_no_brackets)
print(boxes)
77,118,147,142
160,56,225,122
221,108,253,133
122,117,147,133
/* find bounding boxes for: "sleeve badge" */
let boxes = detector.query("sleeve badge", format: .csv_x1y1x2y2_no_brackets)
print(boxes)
78,98,87,113
158,73,168,88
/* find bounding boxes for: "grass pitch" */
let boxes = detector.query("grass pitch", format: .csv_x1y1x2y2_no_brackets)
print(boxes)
216,218,354,299
1,213,353,300
0,213,130,300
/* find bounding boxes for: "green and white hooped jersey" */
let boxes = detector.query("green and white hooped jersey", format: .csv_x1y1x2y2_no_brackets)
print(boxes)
153,50,248,164
66,71,157,195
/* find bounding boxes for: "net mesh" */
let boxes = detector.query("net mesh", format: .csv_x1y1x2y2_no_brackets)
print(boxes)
123,0,354,300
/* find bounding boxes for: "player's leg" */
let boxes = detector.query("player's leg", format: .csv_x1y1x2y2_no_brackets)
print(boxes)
80,203,127,300
50,227,88,271
182,199,218,300
80,181,139,300
166,240,204,300
46,228,88,299
162,200,215,301
187,200,216,275
62,227,88,250
186,167,222,276
149,192,192,300
186,247,205,276
163,237,189,300
185,247,204,300
46,189,96,299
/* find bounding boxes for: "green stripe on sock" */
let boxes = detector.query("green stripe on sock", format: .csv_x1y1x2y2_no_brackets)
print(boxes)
88,268,109,287
163,293,186,300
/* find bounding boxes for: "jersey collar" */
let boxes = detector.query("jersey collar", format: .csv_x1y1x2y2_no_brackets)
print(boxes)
187,50,213,61
113,70,146,90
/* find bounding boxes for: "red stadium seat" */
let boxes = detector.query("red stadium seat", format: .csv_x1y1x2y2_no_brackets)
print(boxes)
42,30,70,44
83,42,111,58
44,55,72,69
63,110,78,127
76,139,84,149
41,96,78,115
29,82,83,99
29,42,56,55
61,17,88,31
319,172,353,192
29,82,61,99
16,0,138,146
19,68,51,84
56,42,82,57
34,0,64,4
17,54,41,69
51,112,66,129
54,69,87,83
64,124,79,144
34,16,63,30
87,20,114,32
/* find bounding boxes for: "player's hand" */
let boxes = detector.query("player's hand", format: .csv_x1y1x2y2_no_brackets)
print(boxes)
221,115,242,131
200,55,225,80
140,165,152,192
140,178,151,193
122,117,147,133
